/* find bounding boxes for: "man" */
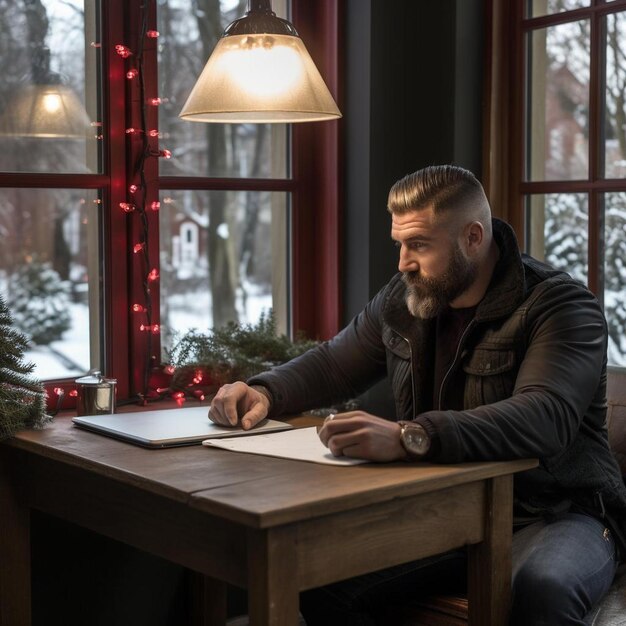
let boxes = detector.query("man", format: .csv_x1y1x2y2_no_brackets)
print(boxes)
210,165,626,624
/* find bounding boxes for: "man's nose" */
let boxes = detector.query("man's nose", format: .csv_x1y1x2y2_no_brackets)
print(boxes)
398,249,418,273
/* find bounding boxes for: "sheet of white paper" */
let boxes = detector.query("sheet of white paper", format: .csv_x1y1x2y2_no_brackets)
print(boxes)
202,426,369,466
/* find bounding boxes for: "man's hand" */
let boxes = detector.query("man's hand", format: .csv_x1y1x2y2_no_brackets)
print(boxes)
209,381,270,430
317,411,406,462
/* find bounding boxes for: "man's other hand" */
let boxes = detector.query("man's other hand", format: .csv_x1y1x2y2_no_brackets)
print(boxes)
209,381,270,430
317,411,406,462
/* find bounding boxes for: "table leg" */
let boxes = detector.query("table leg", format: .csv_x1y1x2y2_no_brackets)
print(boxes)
247,526,299,626
0,451,31,626
467,474,513,626
189,571,227,626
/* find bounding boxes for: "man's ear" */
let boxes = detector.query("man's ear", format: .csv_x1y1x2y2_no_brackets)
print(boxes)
465,221,484,254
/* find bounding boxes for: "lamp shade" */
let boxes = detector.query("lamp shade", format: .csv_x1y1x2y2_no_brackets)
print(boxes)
179,2,341,124
0,84,91,138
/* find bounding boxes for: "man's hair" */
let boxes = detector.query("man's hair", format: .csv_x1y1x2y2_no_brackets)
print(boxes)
387,165,488,218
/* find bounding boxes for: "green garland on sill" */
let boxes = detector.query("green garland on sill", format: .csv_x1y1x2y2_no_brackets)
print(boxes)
165,310,319,393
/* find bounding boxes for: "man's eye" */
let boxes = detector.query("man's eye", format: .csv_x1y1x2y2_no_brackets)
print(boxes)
408,241,425,251
394,241,426,251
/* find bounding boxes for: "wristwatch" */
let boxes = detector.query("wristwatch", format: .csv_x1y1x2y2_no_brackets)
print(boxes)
398,421,431,459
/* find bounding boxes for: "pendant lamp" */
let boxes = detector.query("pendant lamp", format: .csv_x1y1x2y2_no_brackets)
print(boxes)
0,84,91,138
179,0,341,124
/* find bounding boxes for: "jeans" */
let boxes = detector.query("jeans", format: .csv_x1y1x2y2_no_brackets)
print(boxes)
299,512,618,626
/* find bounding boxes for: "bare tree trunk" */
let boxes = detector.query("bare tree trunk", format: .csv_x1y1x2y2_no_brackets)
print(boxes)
608,20,626,163
195,0,238,328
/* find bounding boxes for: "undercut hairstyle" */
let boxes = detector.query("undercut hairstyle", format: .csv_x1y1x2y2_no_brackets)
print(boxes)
387,165,490,223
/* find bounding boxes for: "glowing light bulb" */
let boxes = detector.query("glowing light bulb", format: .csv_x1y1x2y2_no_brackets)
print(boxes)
69,389,78,397
148,97,161,106
147,30,159,38
164,365,175,375
129,184,138,193
148,129,159,137
42,93,62,113
147,268,159,281
115,44,132,58
220,35,303,98
53,387,65,396
126,68,139,79
119,202,135,212
133,243,145,253
159,149,171,159
131,303,145,313
150,201,160,211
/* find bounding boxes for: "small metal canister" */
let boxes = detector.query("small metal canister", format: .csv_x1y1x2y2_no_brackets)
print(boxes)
75,369,117,416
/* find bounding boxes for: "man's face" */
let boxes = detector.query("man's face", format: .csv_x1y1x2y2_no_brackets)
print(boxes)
391,208,478,319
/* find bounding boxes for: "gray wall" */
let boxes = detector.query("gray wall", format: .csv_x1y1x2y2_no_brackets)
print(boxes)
343,0,485,322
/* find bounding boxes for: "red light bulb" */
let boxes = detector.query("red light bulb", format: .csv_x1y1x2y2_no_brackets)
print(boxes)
131,303,145,313
147,30,159,38
126,68,139,79
133,243,145,254
119,202,135,212
129,184,138,194
147,268,159,281
148,97,162,106
159,149,171,159
150,201,160,211
115,44,132,58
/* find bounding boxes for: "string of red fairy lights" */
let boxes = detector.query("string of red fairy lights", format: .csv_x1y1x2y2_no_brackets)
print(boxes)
51,2,183,411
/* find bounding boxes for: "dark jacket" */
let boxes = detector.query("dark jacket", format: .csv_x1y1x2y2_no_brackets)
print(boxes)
250,219,626,525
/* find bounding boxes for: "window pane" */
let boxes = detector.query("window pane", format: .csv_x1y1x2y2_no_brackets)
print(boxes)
0,1,101,174
527,0,590,18
603,12,626,179
604,192,626,366
526,21,590,181
157,0,288,179
0,188,101,379
526,193,588,285
159,190,289,357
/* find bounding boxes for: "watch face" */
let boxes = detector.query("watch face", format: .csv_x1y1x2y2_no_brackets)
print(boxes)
401,424,430,457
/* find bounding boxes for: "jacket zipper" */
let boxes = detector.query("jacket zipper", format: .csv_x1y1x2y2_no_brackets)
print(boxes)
437,319,476,410
398,332,417,417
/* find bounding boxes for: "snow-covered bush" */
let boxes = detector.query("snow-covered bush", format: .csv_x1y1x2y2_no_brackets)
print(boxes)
8,259,72,345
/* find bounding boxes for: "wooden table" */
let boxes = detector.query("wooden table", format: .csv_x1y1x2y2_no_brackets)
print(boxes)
0,413,536,626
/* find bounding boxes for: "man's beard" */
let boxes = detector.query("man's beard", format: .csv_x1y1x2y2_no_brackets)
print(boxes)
402,244,478,319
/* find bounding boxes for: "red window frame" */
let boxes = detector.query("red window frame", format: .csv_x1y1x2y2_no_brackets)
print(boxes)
0,0,342,404
486,0,626,282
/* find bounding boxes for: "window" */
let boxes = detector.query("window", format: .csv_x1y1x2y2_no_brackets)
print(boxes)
0,0,104,383
487,0,626,366
0,0,341,401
